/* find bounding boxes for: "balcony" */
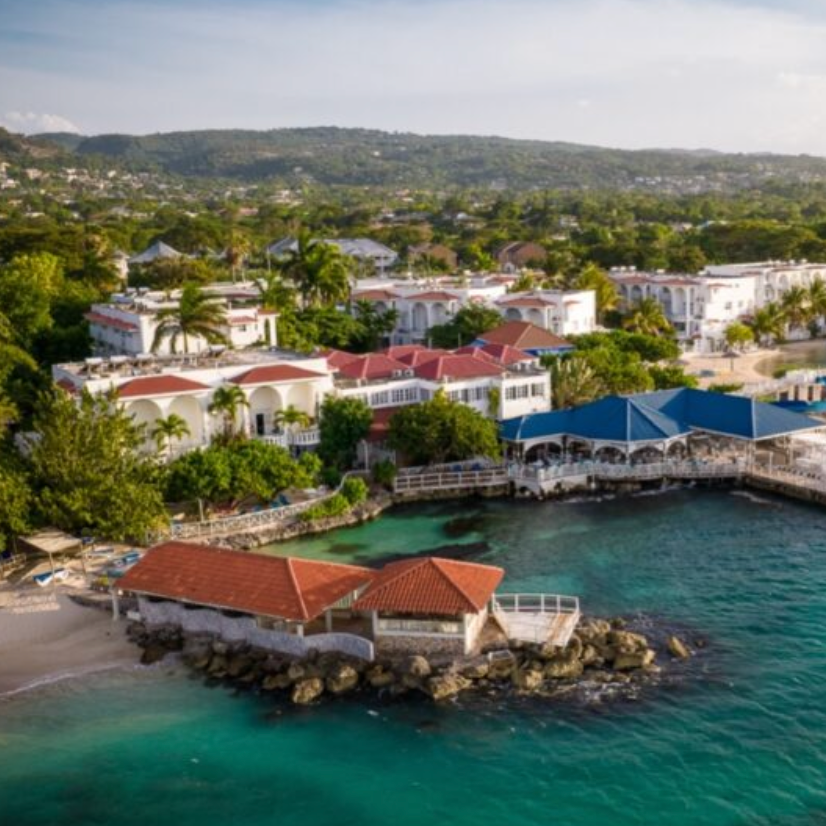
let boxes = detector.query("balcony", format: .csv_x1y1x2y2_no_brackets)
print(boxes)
255,428,321,448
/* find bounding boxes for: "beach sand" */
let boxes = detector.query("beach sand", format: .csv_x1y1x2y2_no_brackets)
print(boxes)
683,349,779,388
0,590,137,696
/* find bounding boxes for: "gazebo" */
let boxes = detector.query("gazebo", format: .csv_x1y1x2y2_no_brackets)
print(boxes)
18,529,87,581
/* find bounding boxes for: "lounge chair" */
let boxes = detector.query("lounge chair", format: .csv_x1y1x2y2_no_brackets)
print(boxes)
33,568,67,587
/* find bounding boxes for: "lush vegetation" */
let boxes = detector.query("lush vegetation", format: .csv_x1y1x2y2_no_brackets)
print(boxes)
299,475,369,523
428,304,504,349
318,397,373,472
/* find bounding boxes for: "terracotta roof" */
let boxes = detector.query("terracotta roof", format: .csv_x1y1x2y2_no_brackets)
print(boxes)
414,353,503,381
231,364,323,385
407,290,459,302
119,541,373,622
396,348,449,367
337,353,409,381
55,378,79,395
478,321,571,351
117,375,210,398
455,343,533,366
85,311,139,332
382,344,426,359
353,557,504,616
323,348,361,369
498,296,553,308
353,289,400,301
227,316,258,326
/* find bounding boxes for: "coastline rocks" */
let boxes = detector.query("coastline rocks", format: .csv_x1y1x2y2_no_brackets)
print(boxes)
326,664,360,695
613,649,656,671
544,656,584,680
667,636,691,659
140,643,169,666
427,673,472,701
292,678,324,705
512,667,544,691
487,650,517,680
366,665,395,688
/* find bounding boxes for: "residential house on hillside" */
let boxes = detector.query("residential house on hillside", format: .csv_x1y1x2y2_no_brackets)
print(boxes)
495,241,547,271
267,237,398,274
475,321,574,357
407,242,458,271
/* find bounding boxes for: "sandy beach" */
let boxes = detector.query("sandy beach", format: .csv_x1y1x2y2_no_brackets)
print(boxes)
0,590,137,696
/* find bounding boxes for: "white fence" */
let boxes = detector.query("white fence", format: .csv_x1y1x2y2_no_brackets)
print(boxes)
491,593,580,616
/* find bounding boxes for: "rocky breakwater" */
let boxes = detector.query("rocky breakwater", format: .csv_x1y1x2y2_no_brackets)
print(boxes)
128,616,696,706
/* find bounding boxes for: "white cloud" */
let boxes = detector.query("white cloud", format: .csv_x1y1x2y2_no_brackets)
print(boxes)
0,110,81,134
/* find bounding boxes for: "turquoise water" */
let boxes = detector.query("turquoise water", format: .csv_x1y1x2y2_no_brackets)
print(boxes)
4,490,826,825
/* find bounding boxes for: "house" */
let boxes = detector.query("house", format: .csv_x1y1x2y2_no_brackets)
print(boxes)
495,290,596,337
495,241,547,271
267,237,398,274
128,241,185,267
118,541,375,660
474,321,574,357
407,243,458,271
353,557,504,656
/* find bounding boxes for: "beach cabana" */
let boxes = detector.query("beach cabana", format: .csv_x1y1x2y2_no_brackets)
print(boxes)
18,529,86,582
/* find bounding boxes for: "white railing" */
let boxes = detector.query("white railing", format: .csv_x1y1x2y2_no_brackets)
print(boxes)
515,459,746,486
740,368,826,398
491,593,580,616
393,467,509,493
254,427,321,448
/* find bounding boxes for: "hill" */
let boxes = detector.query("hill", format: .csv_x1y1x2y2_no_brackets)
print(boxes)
26,126,826,191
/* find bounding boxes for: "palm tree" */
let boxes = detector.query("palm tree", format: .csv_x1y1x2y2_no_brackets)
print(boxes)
750,302,786,346
151,283,229,354
224,230,251,281
550,356,603,410
208,385,249,442
809,279,826,329
780,286,810,333
273,405,311,433
151,413,191,455
575,263,619,323
622,297,673,336
281,232,352,309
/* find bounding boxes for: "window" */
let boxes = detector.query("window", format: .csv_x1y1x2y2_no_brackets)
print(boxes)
505,385,530,400
391,386,418,404
531,383,546,397
371,390,390,406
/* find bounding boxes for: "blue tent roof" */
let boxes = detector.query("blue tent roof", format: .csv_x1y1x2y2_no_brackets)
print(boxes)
500,388,822,444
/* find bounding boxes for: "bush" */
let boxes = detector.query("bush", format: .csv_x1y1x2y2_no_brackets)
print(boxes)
341,476,369,506
708,382,744,394
372,459,397,489
299,493,351,522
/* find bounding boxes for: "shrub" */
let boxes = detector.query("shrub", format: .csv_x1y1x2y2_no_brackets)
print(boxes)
372,459,397,489
299,493,350,522
341,476,369,506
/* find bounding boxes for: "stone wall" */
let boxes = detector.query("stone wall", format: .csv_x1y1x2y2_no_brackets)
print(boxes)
375,633,466,659
137,598,374,660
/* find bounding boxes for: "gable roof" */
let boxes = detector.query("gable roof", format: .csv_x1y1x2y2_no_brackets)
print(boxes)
382,344,427,360
414,353,504,381
230,365,324,385
455,343,533,366
353,557,504,616
323,348,361,370
117,375,209,398
337,353,409,380
128,241,183,265
477,320,572,351
352,289,400,301
396,348,449,367
407,290,459,302
118,542,373,622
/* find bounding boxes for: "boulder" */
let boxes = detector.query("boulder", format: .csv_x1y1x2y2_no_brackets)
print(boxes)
326,664,360,695
512,667,544,691
427,674,471,701
291,677,324,705
262,673,293,691
211,640,229,655
140,643,169,666
667,636,691,659
399,655,431,679
580,644,600,667
207,654,228,675
459,658,489,680
227,654,253,678
544,657,584,680
613,649,656,671
365,666,395,689
608,630,649,653
487,650,517,680
287,662,306,683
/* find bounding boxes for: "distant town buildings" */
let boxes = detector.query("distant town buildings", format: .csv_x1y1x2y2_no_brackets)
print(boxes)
267,237,399,274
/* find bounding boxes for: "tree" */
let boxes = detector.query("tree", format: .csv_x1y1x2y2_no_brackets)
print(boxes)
781,286,811,333
318,396,372,470
224,229,251,280
350,300,400,352
281,232,352,309
0,459,31,553
130,257,216,291
208,385,250,443
27,391,166,541
0,253,63,348
724,322,755,351
151,413,191,454
648,364,698,390
548,355,604,409
622,297,673,336
428,304,503,349
750,302,786,346
808,278,826,321
273,405,311,433
151,283,229,354
574,263,618,322
388,391,500,466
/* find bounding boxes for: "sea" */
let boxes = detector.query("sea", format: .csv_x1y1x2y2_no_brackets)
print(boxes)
2,488,826,826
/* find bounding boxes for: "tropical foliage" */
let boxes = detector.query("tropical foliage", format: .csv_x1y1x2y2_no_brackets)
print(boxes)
207,385,250,443
151,282,229,354
428,304,503,349
318,396,373,470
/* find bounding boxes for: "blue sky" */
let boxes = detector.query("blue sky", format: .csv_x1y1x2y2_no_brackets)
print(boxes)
2,0,826,154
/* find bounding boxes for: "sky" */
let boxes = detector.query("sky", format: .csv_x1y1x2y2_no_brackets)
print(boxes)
2,0,826,154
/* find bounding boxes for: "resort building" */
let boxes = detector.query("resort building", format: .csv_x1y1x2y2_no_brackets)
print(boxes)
52,349,332,453
87,283,278,357
500,387,823,463
128,240,186,267
351,275,596,344
474,320,575,357
118,541,376,660
352,557,504,657
267,237,399,274
610,260,826,352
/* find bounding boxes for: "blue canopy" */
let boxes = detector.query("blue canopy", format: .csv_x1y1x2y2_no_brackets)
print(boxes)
500,388,823,445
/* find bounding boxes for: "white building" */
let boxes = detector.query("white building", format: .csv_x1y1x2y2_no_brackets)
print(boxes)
267,237,399,274
86,283,278,357
352,275,596,344
610,261,826,353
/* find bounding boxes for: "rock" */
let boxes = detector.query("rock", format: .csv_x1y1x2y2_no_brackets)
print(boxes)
140,643,168,666
580,644,600,666
427,674,471,701
486,650,517,680
291,677,324,705
227,654,253,678
459,658,489,680
667,636,691,659
399,655,431,679
608,630,649,653
262,673,293,691
613,649,656,671
366,666,395,689
287,662,306,682
610,617,627,630
211,640,229,655
512,667,544,691
326,664,360,695
207,654,228,676
544,657,584,680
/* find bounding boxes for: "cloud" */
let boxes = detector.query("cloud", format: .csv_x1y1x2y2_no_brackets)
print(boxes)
0,110,81,134
1,0,826,152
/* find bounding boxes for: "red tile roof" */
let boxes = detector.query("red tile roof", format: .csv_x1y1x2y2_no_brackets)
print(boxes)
478,321,571,351
407,290,459,301
382,344,426,360
227,315,258,325
353,557,504,616
454,343,533,366
337,353,409,381
231,365,324,385
352,289,400,301
396,348,449,367
85,311,139,332
414,353,503,381
55,378,79,395
498,296,553,308
323,348,361,370
119,541,373,622
117,375,210,398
